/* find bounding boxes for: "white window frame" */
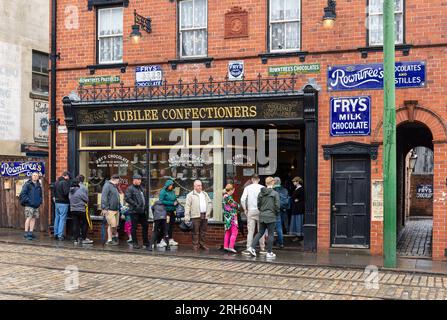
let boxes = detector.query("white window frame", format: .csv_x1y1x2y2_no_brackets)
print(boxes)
98,7,123,64
179,0,208,58
368,0,404,46
269,0,301,53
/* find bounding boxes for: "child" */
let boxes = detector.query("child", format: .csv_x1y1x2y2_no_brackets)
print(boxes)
120,205,132,243
223,184,239,253
149,200,170,251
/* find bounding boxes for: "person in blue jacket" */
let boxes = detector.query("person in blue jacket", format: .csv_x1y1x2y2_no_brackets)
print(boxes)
19,172,43,240
158,180,178,247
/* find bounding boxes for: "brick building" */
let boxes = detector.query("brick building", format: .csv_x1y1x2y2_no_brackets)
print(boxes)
52,0,447,260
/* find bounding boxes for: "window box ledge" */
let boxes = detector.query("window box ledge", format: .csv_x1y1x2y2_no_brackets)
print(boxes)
88,0,129,11
87,63,128,75
168,57,214,70
259,51,309,64
358,44,413,58
30,92,49,101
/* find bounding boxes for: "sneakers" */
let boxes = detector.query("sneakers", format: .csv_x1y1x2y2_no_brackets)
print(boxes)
127,238,133,244
227,248,237,254
266,252,276,259
74,239,82,245
169,239,178,246
133,243,141,249
24,232,33,241
259,250,268,255
83,238,93,244
106,240,118,246
157,241,167,248
242,249,252,256
247,247,257,257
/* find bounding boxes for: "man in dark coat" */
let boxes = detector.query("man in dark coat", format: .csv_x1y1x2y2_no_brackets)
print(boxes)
125,174,149,249
20,172,43,240
53,171,71,240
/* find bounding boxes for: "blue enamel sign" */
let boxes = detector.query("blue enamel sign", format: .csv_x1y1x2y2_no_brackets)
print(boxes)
328,61,426,91
330,96,371,136
1,162,45,177
135,65,163,87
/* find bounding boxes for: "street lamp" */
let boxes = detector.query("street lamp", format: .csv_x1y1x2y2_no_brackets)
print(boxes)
130,10,152,44
409,150,418,172
323,0,336,29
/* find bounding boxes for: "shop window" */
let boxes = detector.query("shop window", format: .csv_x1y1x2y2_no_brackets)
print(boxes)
150,129,186,148
179,0,208,58
79,150,147,216
80,131,112,149
187,128,223,147
32,51,49,95
114,130,147,149
97,7,123,64
269,0,301,52
368,0,404,46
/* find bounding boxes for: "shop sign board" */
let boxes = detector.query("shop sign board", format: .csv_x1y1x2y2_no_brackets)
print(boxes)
268,63,320,76
135,65,163,86
0,162,45,177
79,75,121,86
330,96,371,136
33,100,49,144
416,184,433,199
371,180,383,222
228,61,244,80
328,61,426,91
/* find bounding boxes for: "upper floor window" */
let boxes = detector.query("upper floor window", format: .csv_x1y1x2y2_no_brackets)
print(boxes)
368,0,404,46
32,51,49,95
269,0,301,52
98,7,123,64
179,0,208,58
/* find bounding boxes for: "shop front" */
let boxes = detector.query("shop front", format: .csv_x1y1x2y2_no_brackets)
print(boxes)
62,82,319,249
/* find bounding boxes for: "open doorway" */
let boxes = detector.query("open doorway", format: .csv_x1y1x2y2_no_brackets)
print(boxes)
397,123,434,258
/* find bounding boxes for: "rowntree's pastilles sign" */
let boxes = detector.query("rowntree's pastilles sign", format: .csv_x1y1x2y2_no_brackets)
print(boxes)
330,96,371,136
328,61,425,91
1,162,45,177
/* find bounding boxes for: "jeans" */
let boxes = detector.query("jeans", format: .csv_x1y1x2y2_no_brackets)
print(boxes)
71,211,86,241
275,215,284,246
280,209,289,234
224,223,239,249
54,203,69,238
251,222,276,253
131,213,149,245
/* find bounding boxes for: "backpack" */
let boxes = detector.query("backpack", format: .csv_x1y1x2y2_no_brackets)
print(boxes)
278,188,290,212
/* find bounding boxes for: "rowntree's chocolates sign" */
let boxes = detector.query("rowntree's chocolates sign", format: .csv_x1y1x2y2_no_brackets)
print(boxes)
1,162,45,177
328,61,426,91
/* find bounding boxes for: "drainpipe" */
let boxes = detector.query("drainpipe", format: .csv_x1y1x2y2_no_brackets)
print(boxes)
49,0,58,228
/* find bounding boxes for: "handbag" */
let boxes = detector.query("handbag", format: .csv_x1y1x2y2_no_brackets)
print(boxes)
179,220,193,232
175,204,185,219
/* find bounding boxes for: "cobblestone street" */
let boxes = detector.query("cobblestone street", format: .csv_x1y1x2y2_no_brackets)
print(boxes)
0,242,446,300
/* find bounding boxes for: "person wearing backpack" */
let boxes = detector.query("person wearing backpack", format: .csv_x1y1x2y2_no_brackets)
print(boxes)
274,177,289,249
148,199,170,251
69,176,89,245
19,172,43,240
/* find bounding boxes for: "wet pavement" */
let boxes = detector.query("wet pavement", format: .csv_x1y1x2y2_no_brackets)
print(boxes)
1,228,446,275
397,217,432,258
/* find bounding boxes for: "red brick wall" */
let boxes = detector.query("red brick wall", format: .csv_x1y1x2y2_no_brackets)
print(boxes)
53,0,447,260
409,174,434,217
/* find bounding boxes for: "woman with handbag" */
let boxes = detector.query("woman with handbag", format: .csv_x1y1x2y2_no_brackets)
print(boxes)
159,180,179,246
222,184,240,253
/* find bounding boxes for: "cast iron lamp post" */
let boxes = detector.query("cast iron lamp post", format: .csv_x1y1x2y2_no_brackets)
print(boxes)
130,10,151,44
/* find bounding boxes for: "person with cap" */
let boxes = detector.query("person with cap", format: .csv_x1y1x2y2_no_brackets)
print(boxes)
124,174,149,249
158,179,179,247
53,171,71,240
289,176,304,240
101,174,121,245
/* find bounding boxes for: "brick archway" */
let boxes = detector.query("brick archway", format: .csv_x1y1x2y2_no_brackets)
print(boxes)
372,104,447,143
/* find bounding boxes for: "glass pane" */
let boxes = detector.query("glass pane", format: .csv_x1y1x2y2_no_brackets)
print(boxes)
369,0,382,15
369,15,383,45
188,128,222,147
99,37,112,62
180,0,193,29
115,130,147,148
285,0,300,20
112,7,123,34
112,36,123,62
181,30,195,56
395,13,403,44
271,0,285,21
80,131,112,148
99,9,111,36
194,0,207,28
79,151,147,216
32,74,49,94
271,23,285,50
285,22,299,49
151,129,185,147
395,0,403,12
194,29,207,56
32,52,48,73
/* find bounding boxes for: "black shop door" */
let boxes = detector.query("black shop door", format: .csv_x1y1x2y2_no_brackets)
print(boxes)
331,156,370,247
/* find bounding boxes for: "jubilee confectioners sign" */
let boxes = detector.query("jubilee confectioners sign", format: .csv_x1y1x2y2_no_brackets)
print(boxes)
76,101,304,125
328,61,426,91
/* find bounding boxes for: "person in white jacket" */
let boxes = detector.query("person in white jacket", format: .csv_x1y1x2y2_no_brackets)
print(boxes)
240,174,267,255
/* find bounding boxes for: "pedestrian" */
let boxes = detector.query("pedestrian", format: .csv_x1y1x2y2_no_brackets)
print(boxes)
158,179,179,247
184,180,213,251
273,177,290,249
247,176,280,259
222,184,239,253
101,174,121,245
149,199,170,251
69,176,88,245
19,172,43,240
240,174,267,256
54,171,71,240
77,175,93,244
120,205,132,243
289,176,304,240
124,174,149,249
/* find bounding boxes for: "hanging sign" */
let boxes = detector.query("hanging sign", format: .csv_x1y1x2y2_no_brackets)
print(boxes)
268,63,320,76
228,61,244,80
1,162,45,177
33,100,49,144
416,184,433,199
330,96,371,136
328,61,426,91
135,65,163,86
79,75,121,86
371,180,384,222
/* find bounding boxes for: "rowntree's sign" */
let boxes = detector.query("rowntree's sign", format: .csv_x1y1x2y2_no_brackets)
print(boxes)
0,162,45,177
328,61,426,91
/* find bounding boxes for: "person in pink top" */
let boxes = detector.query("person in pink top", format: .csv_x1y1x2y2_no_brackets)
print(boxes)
222,184,240,253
